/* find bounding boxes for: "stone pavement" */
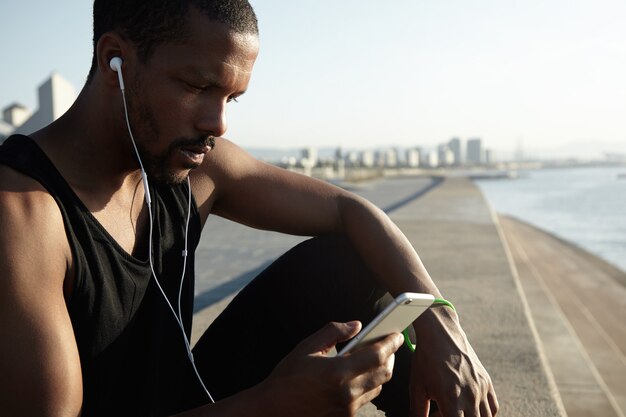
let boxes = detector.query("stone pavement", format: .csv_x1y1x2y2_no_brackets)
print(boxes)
191,176,565,416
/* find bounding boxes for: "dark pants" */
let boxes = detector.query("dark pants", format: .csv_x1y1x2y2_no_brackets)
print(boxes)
187,235,429,416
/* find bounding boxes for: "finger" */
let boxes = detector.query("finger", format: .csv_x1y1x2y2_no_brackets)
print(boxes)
480,401,493,417
434,399,462,417
349,352,396,397
488,390,499,415
346,333,404,375
354,385,384,410
297,321,362,355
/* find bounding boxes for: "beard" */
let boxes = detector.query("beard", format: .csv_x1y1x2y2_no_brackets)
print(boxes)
136,134,213,185
126,76,211,185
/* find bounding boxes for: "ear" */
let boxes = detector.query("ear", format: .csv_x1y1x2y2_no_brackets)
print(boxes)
95,32,133,90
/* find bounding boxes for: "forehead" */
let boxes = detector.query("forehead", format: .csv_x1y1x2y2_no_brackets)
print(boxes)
149,7,259,78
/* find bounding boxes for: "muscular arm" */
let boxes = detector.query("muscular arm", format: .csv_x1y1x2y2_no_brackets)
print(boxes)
0,167,82,417
191,138,498,416
0,161,400,417
193,138,439,297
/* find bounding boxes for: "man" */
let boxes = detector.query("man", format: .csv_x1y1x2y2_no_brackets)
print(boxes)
0,1,498,416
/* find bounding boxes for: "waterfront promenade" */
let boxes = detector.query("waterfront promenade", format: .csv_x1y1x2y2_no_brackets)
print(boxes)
191,175,625,416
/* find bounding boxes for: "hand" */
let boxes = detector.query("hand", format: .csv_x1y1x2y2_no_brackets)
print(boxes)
262,321,404,417
410,310,499,417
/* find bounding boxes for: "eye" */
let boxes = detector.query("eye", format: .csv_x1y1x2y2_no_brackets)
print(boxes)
181,80,206,93
227,96,240,104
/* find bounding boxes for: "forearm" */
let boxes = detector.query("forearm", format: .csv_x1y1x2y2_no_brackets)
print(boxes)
337,195,464,337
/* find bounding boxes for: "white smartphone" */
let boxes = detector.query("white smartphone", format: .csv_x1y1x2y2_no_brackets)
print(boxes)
337,292,434,356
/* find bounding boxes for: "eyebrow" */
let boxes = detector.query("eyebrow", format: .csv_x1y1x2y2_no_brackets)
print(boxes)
184,68,223,86
182,67,247,95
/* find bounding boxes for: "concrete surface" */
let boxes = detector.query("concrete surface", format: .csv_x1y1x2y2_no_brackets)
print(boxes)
388,177,565,417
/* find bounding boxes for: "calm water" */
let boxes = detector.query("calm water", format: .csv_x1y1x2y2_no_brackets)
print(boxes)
475,166,626,273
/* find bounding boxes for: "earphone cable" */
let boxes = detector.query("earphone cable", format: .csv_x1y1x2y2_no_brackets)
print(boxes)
119,84,215,404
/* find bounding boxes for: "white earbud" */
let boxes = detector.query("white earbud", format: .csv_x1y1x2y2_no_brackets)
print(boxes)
109,57,125,91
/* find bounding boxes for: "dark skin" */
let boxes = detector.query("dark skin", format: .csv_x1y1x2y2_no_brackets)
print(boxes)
0,7,498,417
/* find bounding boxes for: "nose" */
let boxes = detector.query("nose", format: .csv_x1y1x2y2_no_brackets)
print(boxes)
194,100,228,138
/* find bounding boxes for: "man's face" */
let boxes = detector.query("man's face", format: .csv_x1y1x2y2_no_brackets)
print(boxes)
125,9,259,184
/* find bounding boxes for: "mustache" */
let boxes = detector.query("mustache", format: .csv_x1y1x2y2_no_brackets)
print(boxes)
169,135,215,150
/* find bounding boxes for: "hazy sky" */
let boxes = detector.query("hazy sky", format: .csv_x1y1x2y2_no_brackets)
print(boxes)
1,1,625,158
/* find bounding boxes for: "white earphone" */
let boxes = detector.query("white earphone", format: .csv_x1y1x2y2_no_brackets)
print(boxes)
109,56,214,403
109,57,125,91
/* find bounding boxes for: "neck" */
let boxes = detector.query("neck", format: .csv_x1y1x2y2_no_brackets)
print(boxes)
32,81,145,194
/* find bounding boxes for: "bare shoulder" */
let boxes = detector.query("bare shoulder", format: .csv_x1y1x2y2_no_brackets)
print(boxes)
0,162,71,307
188,137,358,235
189,137,266,221
192,137,259,186
0,164,70,272
0,164,82,415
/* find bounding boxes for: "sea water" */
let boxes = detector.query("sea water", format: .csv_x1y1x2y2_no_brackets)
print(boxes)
475,166,626,273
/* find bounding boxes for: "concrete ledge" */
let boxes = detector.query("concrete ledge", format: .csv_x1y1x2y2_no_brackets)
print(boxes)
390,177,565,416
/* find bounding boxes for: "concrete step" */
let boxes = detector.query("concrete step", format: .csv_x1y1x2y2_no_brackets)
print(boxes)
499,216,626,417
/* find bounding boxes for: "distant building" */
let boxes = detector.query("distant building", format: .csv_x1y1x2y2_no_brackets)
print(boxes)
437,144,455,167
384,148,399,167
301,147,318,167
466,138,483,165
3,103,32,128
0,120,13,142
346,150,359,167
405,148,420,168
423,150,439,168
360,150,375,167
448,137,462,165
334,147,343,162
1,72,76,144
485,149,493,165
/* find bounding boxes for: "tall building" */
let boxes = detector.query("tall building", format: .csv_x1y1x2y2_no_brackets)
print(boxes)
437,144,454,167
466,138,483,165
448,137,462,165
1,72,76,144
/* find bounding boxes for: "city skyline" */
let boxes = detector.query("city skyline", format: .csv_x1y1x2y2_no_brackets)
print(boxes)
1,1,625,159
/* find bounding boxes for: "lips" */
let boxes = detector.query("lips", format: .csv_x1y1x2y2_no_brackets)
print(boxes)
179,144,210,165
182,143,210,155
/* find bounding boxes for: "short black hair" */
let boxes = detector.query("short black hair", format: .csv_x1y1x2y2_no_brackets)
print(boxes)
87,0,258,83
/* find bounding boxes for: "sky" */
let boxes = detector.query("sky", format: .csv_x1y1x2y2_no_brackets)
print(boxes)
1,0,625,159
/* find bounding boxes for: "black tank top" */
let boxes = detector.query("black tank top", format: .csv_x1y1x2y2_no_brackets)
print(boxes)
0,135,203,416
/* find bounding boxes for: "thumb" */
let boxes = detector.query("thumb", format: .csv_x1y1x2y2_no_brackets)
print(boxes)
297,321,362,355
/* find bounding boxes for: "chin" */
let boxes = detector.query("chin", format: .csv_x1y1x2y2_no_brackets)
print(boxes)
152,169,190,186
